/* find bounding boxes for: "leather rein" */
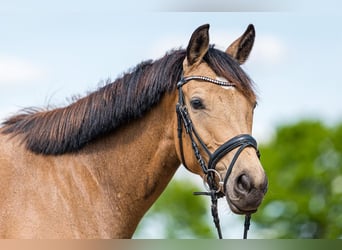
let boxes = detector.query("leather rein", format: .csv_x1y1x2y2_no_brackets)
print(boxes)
175,75,260,239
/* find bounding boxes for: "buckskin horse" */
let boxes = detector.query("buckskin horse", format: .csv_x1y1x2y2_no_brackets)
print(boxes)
0,24,268,238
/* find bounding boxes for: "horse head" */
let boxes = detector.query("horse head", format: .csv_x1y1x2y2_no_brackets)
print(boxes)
175,24,268,215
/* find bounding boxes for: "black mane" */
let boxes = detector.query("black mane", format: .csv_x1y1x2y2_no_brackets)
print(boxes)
1,47,254,155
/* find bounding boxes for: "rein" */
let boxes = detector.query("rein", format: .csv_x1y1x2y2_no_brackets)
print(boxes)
175,75,260,239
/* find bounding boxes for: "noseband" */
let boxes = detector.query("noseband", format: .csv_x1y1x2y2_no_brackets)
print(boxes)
175,75,260,239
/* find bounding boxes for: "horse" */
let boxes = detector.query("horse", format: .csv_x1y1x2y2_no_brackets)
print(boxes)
0,24,268,238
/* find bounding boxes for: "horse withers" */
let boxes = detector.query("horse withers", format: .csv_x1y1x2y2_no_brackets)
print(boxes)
0,24,267,238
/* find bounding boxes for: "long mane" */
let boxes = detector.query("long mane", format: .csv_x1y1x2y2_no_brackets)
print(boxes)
1,47,255,155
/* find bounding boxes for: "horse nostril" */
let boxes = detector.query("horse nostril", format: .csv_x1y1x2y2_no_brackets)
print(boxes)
236,174,252,193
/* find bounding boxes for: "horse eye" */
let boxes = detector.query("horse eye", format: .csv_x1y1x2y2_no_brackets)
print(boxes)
190,98,205,110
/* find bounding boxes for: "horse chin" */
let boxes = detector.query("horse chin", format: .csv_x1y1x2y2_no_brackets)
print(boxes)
226,198,257,215
225,194,260,215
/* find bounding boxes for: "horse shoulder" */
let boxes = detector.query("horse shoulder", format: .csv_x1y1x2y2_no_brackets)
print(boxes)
0,133,121,238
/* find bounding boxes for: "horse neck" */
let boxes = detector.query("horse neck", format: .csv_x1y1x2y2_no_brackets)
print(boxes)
83,92,180,236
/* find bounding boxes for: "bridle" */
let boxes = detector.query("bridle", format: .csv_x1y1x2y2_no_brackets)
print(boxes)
175,75,260,239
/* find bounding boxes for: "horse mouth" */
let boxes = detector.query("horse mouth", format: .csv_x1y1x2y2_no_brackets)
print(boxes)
227,198,258,215
226,189,265,215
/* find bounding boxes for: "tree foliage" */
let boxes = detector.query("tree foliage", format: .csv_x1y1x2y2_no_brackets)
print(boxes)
253,120,342,238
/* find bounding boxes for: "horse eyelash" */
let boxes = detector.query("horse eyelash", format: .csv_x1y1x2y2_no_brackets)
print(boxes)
253,102,258,109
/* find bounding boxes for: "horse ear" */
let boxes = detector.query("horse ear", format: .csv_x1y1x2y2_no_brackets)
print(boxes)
226,24,255,65
186,24,210,66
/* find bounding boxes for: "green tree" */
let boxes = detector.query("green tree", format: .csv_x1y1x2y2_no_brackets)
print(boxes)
253,120,342,238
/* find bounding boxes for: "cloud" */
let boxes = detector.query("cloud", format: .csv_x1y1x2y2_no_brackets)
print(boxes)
0,56,45,86
250,35,288,65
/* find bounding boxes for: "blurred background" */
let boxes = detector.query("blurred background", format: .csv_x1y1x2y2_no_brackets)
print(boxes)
1,0,341,238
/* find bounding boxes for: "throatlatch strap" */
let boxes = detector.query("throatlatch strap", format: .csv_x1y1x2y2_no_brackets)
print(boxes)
243,214,251,239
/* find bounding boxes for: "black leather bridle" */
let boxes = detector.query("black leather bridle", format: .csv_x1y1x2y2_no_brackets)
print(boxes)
175,75,260,239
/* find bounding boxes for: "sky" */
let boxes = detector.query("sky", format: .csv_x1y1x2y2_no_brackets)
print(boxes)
1,1,341,143
1,0,341,238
